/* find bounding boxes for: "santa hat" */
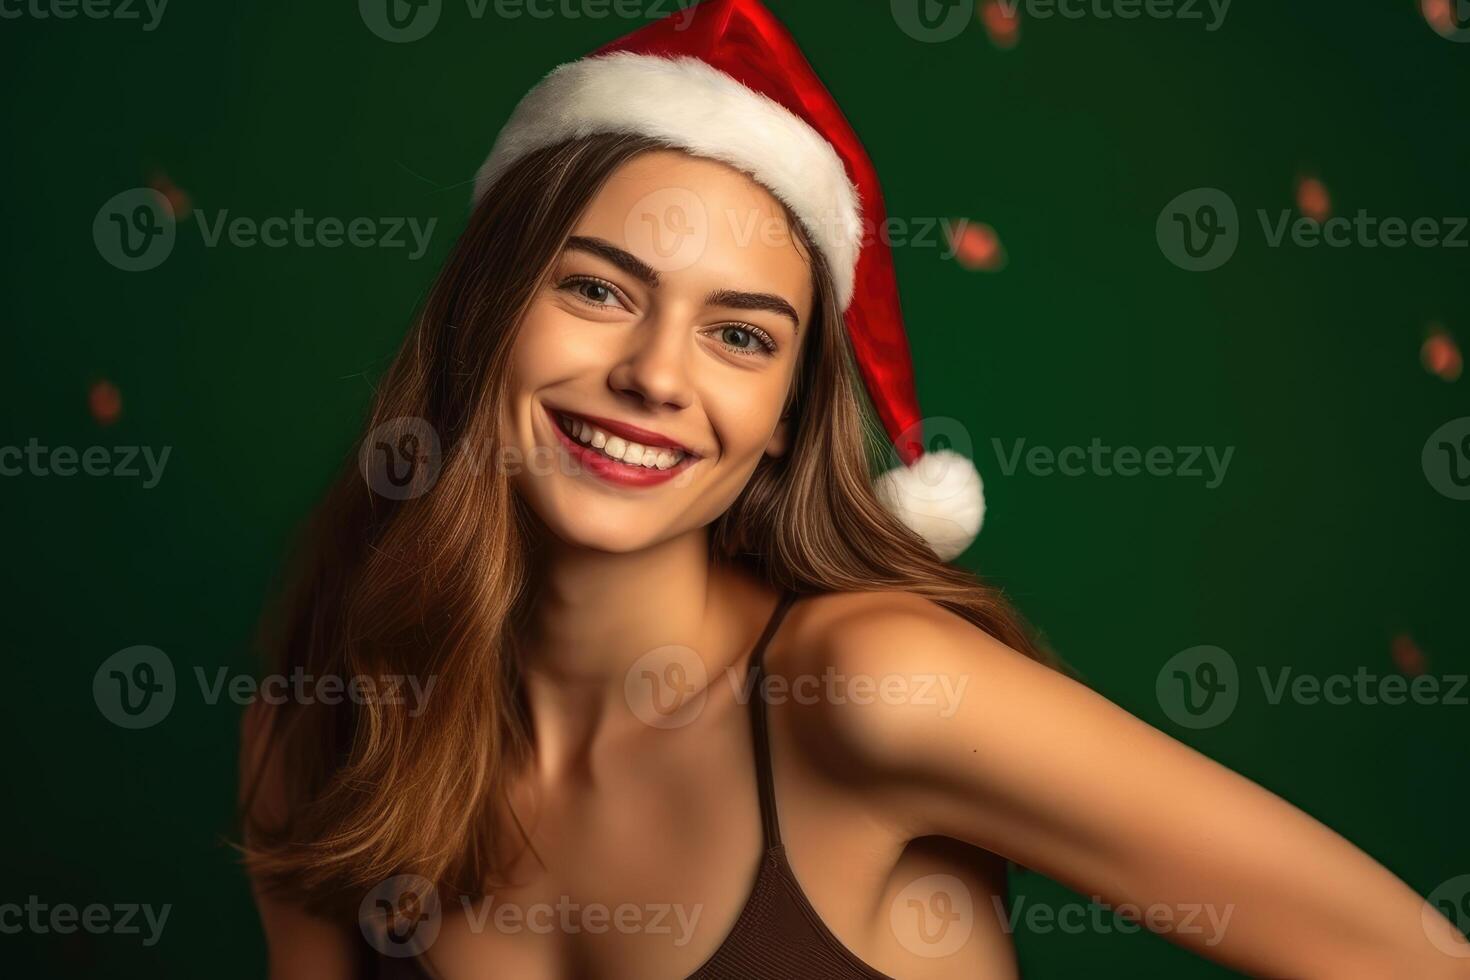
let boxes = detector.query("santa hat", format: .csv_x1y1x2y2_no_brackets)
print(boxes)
471,0,985,561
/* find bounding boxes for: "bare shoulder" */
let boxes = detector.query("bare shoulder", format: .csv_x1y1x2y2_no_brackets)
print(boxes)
780,589,1016,664
773,588,1050,705
766,590,1065,795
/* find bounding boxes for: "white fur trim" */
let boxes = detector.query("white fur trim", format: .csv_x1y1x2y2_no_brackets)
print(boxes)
472,51,863,309
872,449,985,562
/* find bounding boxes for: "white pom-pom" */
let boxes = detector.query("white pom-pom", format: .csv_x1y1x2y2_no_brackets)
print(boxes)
872,449,986,561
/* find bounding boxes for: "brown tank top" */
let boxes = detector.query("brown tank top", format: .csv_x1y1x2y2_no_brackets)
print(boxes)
361,590,895,979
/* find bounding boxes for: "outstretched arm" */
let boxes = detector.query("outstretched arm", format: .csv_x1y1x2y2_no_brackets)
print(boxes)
797,593,1468,979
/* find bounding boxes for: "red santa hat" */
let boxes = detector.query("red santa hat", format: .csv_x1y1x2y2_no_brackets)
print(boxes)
471,0,985,561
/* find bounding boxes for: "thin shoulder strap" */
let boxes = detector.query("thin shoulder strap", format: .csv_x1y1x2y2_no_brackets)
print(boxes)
747,589,799,848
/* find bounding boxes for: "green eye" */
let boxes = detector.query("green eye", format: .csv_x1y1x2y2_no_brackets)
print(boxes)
712,324,777,356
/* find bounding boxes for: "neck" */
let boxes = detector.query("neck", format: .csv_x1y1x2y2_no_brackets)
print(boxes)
516,525,748,782
522,525,716,686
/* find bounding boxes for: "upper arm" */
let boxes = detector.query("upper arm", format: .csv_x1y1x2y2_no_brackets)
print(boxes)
790,592,1469,979
239,701,358,980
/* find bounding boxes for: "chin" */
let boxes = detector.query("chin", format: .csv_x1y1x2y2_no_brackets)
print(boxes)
512,480,678,554
538,508,677,555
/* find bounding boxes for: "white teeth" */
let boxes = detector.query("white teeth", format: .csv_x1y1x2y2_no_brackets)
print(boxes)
558,413,687,470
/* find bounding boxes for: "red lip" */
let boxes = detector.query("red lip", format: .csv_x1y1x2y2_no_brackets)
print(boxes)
549,406,697,457
543,405,698,489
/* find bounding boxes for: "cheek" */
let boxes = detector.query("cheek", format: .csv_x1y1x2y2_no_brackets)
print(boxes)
511,305,610,384
701,370,790,462
506,306,627,442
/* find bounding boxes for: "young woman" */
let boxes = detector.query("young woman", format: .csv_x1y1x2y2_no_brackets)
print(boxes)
239,2,1469,978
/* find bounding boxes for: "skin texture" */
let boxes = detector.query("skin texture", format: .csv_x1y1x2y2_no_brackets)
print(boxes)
245,152,1470,979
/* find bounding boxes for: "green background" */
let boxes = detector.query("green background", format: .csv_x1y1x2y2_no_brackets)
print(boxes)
2,0,1466,976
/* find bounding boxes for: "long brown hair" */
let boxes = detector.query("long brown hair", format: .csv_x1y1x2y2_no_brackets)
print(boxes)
240,131,1065,914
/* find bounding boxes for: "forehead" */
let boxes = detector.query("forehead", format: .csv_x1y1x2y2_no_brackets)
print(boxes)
569,150,815,317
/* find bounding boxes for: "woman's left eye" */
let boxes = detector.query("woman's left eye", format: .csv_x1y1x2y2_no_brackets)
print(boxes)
558,276,627,311
709,324,777,356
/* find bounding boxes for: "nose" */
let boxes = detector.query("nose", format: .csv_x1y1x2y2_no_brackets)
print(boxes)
607,312,694,412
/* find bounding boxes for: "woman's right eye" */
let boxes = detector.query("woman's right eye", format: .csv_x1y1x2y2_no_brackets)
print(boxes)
558,276,628,311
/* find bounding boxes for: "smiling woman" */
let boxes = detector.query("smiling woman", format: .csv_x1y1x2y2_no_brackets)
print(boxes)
238,124,1051,978
235,1,1470,979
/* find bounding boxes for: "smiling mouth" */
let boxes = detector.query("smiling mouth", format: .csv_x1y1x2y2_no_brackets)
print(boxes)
550,410,694,472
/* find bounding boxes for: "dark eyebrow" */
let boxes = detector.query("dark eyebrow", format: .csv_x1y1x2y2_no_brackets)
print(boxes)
702,289,801,333
563,235,802,334
565,235,660,288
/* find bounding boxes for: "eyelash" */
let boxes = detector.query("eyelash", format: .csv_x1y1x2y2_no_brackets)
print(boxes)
555,275,779,356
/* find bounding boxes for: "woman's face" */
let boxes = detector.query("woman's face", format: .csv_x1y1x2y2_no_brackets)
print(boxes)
501,149,816,553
